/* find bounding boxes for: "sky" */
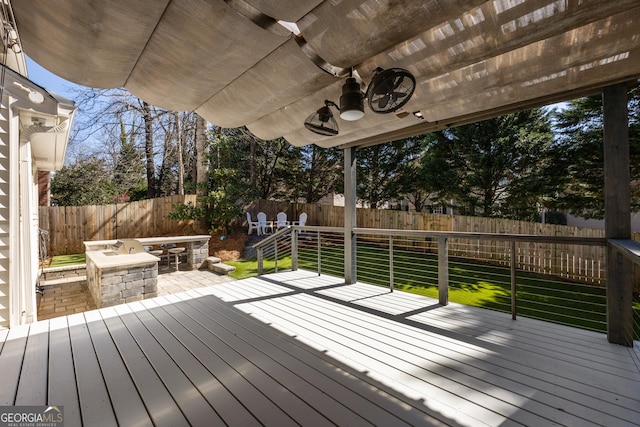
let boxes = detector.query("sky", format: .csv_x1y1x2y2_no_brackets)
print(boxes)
26,56,86,98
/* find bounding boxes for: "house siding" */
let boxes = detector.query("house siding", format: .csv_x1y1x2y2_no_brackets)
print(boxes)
0,98,9,328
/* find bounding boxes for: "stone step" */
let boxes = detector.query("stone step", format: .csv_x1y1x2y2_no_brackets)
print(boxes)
207,256,236,274
206,256,222,265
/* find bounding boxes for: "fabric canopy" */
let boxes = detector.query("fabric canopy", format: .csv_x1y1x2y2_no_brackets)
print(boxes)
14,0,640,148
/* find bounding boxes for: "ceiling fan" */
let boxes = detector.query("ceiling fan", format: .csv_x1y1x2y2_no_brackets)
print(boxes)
366,67,416,114
304,67,416,136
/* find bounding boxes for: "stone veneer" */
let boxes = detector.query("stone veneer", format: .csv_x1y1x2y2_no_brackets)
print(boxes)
42,264,87,283
86,259,158,308
186,239,209,270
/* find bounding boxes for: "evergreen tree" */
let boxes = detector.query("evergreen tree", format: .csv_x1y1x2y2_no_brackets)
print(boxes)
419,109,557,219
51,157,116,206
113,120,146,201
553,88,640,219
290,145,342,204
357,138,422,208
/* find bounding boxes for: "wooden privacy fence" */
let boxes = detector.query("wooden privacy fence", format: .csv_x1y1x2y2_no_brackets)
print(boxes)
247,199,640,286
39,195,197,256
41,196,638,287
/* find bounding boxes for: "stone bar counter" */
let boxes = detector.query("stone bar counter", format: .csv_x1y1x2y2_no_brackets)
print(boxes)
85,240,160,308
84,235,211,270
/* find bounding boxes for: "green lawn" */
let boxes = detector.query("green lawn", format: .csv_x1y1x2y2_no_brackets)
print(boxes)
232,244,640,339
48,253,86,268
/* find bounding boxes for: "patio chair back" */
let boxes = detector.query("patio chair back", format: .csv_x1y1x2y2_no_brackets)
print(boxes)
276,212,288,229
246,212,259,235
257,211,272,235
297,212,307,226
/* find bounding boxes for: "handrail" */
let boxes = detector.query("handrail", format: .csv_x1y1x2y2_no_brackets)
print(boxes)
609,239,640,267
352,228,607,246
252,226,292,250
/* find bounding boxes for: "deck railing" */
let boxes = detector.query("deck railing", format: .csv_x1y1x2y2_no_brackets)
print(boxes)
255,226,639,339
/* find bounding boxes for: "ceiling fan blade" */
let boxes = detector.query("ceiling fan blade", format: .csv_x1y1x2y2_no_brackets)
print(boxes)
373,81,393,95
392,75,404,90
391,92,408,101
378,94,390,109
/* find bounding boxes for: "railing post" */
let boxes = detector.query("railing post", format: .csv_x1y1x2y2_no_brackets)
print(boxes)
603,84,634,346
257,248,263,276
292,229,298,271
389,235,394,292
274,237,278,273
511,240,517,320
317,230,321,276
438,236,448,306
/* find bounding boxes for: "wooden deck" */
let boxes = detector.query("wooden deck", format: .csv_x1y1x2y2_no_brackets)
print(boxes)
1,270,639,426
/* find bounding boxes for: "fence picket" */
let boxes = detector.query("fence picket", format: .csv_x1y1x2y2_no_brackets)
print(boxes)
39,195,197,256
41,197,634,288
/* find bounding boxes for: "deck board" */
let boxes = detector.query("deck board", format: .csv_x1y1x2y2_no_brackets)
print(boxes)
123,301,262,427
93,308,191,427
158,293,332,427
164,293,372,426
238,290,567,426
82,310,156,427
270,289,635,425
0,325,29,405
173,290,419,427
48,316,82,427
0,269,638,426
15,320,49,405
67,313,118,427
138,297,299,427
107,304,223,427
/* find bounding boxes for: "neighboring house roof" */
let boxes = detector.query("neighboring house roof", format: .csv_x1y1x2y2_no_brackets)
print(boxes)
13,1,640,149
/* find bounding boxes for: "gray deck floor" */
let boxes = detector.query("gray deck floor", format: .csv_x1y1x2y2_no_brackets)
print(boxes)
1,270,639,426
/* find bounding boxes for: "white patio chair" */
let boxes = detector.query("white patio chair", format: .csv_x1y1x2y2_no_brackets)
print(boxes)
292,212,307,226
246,212,259,235
276,211,289,229
257,212,273,235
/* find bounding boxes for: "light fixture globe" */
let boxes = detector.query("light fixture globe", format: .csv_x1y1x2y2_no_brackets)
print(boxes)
339,77,364,121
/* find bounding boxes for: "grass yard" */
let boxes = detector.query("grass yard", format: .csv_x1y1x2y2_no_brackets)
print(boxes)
48,253,86,268
234,243,640,339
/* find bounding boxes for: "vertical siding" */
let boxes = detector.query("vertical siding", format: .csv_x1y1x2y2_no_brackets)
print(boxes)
0,98,10,328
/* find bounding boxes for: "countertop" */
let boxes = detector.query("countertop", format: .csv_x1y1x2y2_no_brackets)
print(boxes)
86,250,160,269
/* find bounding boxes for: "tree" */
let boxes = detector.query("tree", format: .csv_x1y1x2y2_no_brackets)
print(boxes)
170,127,252,233
66,87,206,200
553,88,640,219
289,145,343,204
113,120,146,201
419,109,557,219
51,157,116,206
357,138,422,208
140,101,158,198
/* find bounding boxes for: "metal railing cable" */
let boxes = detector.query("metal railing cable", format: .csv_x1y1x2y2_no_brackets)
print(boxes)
254,226,639,338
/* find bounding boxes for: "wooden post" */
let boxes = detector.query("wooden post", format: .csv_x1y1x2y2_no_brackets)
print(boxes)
344,147,357,284
603,84,634,347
